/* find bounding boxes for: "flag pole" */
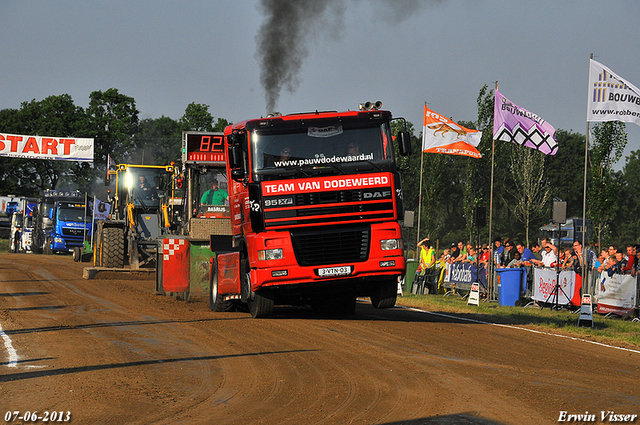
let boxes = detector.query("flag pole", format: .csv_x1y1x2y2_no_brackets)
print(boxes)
581,54,592,290
488,82,497,301
416,103,426,258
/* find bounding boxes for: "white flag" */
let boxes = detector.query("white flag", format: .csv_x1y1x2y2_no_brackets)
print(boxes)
587,59,640,127
93,196,111,221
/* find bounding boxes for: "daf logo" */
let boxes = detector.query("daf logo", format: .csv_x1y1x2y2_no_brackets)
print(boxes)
363,190,391,199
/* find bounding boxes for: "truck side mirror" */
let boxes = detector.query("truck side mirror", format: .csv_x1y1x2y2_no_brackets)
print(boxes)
228,144,245,181
48,209,54,219
397,131,412,156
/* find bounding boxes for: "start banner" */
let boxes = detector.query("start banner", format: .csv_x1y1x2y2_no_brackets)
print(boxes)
0,133,94,162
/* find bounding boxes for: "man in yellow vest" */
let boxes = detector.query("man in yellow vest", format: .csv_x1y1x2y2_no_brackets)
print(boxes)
417,237,436,293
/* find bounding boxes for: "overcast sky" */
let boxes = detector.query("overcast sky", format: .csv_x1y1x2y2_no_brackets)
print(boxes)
2,0,640,168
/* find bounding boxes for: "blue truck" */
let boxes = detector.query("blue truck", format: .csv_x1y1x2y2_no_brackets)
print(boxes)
33,190,92,254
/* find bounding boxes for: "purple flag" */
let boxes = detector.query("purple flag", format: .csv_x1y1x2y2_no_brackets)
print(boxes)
493,89,557,155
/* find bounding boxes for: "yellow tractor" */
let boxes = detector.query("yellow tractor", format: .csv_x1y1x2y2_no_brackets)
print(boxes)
94,163,178,269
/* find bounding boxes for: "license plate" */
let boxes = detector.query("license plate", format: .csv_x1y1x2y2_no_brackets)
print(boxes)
317,266,352,277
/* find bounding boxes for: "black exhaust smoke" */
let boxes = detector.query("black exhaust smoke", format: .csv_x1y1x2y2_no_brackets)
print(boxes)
255,0,439,113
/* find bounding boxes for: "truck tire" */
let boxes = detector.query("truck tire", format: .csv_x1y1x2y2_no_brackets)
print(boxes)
73,247,82,262
101,227,125,268
209,257,235,312
370,279,397,309
239,249,274,318
248,289,274,318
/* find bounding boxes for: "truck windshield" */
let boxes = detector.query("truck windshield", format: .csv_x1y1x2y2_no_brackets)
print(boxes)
250,120,395,181
123,167,169,208
58,207,87,222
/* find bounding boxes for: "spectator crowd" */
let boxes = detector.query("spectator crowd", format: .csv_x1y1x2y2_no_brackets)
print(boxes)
415,236,640,286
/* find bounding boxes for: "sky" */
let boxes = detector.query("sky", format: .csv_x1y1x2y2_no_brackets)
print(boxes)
2,0,640,169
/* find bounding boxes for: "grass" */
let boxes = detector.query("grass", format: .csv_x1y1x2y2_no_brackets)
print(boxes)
396,292,640,349
0,237,8,252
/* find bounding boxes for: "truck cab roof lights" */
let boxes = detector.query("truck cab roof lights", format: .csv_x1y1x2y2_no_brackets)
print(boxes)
358,101,383,111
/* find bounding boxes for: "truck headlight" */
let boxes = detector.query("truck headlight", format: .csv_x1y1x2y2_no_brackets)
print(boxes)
54,237,64,244
258,248,283,261
380,238,402,250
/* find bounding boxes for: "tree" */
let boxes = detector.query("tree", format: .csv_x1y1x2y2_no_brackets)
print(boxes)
134,116,182,165
544,130,586,218
87,88,140,165
180,102,231,132
503,146,551,245
588,121,627,248
610,149,640,244
0,95,92,194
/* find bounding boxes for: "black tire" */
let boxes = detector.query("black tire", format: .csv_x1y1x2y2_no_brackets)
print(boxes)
209,257,235,312
248,288,274,318
101,227,125,268
73,247,82,262
370,279,397,309
239,250,274,318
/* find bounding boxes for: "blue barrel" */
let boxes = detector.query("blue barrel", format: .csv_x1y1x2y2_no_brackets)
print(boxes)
497,268,524,306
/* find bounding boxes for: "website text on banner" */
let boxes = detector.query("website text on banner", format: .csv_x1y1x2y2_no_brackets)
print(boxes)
532,267,581,305
0,133,94,162
587,59,640,128
493,89,557,155
422,106,482,158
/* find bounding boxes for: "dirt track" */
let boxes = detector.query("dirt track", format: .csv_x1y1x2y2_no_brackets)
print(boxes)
0,252,639,424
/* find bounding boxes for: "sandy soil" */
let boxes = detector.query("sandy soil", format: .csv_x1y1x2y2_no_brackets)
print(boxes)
0,252,638,424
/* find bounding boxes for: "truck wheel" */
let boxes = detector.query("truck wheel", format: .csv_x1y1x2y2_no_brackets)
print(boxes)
73,247,82,262
248,288,274,318
370,279,397,309
209,257,235,312
101,227,125,268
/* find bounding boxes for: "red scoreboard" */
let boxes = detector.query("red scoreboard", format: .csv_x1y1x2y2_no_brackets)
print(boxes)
182,131,225,165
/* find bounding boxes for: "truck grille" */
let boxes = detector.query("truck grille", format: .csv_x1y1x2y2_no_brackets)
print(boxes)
62,228,85,237
263,187,394,228
290,225,370,266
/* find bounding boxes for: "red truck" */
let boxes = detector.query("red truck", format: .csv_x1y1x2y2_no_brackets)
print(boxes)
211,104,412,317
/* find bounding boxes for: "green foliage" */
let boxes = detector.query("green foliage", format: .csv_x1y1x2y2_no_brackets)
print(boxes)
87,88,140,166
588,122,627,247
610,150,640,244
544,129,586,217
0,95,92,195
0,92,234,198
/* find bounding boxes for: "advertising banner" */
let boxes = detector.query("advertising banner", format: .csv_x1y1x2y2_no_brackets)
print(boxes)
443,262,486,291
0,133,93,162
587,59,640,127
532,267,578,305
92,197,111,221
422,106,482,158
493,89,557,155
596,273,637,316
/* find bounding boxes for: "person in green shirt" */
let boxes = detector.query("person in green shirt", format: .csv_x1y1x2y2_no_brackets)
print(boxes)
200,179,228,205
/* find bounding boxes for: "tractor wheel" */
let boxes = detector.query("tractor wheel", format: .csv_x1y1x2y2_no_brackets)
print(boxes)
101,227,125,268
370,279,397,309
